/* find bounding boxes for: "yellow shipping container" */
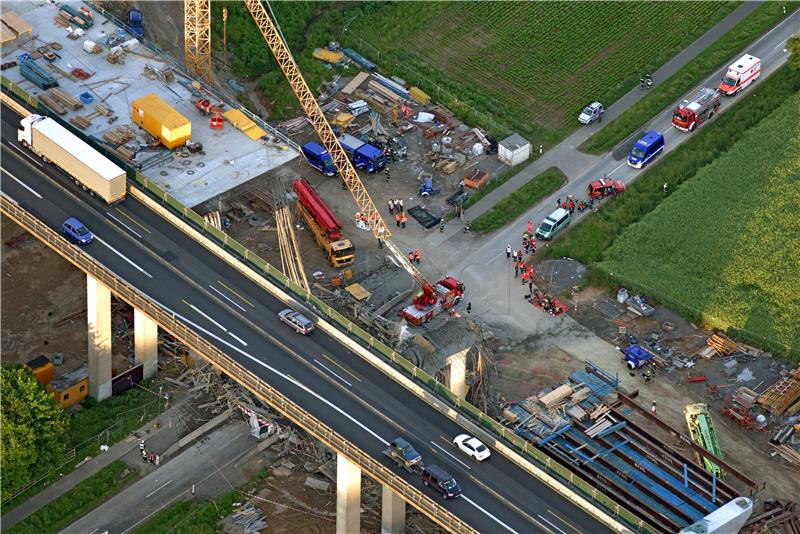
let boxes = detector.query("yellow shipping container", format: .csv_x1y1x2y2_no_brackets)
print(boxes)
131,93,191,149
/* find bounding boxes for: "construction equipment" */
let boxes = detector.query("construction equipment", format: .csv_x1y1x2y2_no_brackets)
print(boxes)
623,345,656,370
684,403,724,477
184,0,211,81
210,111,224,129
127,8,144,37
292,179,354,268
400,277,464,326
301,142,336,176
672,88,721,132
242,0,462,323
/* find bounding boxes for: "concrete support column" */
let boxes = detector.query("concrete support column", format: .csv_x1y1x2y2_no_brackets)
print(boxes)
336,453,361,534
134,309,158,379
446,348,468,400
87,275,112,401
381,485,406,534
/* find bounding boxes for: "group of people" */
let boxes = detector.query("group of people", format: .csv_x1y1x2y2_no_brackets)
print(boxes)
406,249,421,263
531,289,565,317
139,439,160,466
387,198,404,214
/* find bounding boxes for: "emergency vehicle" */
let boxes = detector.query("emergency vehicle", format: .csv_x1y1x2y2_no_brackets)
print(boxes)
718,54,760,96
672,88,721,132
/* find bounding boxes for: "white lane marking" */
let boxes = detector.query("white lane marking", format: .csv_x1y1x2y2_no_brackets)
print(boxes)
161,303,388,446
775,38,788,51
461,494,519,533
186,301,227,332
94,235,153,278
209,284,247,312
183,300,247,346
538,514,568,534
431,441,471,470
314,359,353,388
106,211,142,239
227,331,248,347
2,167,43,198
605,161,626,178
145,479,173,499
752,9,799,48
5,143,43,167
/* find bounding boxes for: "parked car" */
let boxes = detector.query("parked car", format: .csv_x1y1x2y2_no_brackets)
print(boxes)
61,217,93,245
421,464,461,499
453,434,491,461
627,131,664,169
277,308,314,334
535,208,571,241
385,437,422,470
578,101,604,124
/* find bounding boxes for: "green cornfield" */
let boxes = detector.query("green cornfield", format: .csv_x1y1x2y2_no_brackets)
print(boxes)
599,92,800,357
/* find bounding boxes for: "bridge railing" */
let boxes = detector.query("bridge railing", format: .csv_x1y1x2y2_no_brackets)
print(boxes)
0,194,476,534
1,79,648,533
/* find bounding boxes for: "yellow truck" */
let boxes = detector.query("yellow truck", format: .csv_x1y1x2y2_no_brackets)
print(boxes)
293,178,354,268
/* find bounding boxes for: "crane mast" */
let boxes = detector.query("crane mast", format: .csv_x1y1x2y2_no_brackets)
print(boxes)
242,0,435,294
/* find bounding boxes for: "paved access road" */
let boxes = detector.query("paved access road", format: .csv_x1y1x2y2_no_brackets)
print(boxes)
427,7,799,261
1,110,606,534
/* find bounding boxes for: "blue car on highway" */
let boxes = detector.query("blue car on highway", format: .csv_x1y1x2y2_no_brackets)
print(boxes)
62,217,93,245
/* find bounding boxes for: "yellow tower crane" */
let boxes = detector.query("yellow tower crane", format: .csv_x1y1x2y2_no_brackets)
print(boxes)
184,0,458,316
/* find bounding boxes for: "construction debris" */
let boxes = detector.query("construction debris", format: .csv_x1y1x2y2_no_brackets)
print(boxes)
230,501,268,533
759,368,800,415
743,500,800,533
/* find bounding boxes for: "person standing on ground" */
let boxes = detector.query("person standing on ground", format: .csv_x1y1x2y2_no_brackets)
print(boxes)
650,401,657,415
397,198,403,212
527,220,533,235
466,302,472,314
400,211,407,228
414,249,421,263
395,212,401,227
439,220,445,233
388,199,394,214
506,244,512,259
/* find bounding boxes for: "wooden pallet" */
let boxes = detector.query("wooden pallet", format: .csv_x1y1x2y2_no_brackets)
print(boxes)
39,93,66,115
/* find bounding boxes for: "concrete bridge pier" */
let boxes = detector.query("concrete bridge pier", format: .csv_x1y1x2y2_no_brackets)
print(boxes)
381,485,406,534
336,453,361,534
87,274,112,401
445,347,468,400
134,308,158,379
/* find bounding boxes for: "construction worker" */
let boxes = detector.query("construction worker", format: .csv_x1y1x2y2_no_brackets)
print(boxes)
407,251,414,262
522,269,530,284
354,212,361,224
388,199,395,214
527,220,533,235
506,244,512,259
466,302,472,314
360,213,367,224
385,167,391,181
514,262,519,278
414,249,420,263
139,439,145,452
439,220,445,233
397,198,404,212
650,401,657,414
395,212,401,227
400,211,407,228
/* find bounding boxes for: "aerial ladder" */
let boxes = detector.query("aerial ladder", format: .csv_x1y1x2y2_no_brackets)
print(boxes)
241,0,460,316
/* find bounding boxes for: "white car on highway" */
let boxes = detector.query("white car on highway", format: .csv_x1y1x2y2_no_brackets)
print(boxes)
453,434,491,462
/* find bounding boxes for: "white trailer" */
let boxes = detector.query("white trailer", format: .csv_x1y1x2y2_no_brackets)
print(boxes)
17,115,126,204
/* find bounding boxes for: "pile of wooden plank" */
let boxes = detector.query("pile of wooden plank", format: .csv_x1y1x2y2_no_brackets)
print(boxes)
538,384,574,408
367,79,402,103
759,368,800,415
46,88,82,111
341,71,370,95
38,93,67,115
102,125,133,145
69,115,91,129
732,386,759,409
708,333,737,356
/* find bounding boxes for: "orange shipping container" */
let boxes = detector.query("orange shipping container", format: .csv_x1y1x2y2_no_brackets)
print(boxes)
47,363,89,409
26,355,55,386
131,93,191,149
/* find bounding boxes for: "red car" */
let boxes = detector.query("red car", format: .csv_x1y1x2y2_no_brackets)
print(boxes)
587,178,625,199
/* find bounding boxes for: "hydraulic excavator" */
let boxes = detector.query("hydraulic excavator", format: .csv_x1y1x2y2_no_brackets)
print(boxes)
241,0,463,325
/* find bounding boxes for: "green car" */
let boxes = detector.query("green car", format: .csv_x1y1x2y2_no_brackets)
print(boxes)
536,208,571,241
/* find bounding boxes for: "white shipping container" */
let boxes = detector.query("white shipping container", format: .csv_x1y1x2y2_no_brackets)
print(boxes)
18,115,126,204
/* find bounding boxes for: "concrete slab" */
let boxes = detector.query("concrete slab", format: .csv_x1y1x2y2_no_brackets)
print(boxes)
2,1,297,207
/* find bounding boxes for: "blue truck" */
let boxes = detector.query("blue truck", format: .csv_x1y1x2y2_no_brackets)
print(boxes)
301,142,336,176
338,134,386,173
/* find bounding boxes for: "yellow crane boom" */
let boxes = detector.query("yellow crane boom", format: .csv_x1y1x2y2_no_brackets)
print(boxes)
242,0,435,292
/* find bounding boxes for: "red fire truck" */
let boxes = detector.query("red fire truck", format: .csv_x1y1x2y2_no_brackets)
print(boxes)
672,88,721,132
400,277,465,326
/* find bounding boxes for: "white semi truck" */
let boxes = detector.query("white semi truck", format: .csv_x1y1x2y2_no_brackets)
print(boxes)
17,114,126,204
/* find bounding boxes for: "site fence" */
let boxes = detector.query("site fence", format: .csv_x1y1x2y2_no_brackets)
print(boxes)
2,78,648,532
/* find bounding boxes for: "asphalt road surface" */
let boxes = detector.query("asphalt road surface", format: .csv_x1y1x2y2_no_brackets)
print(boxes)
1,108,606,533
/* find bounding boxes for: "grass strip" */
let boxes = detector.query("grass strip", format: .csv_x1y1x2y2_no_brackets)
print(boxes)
581,2,799,154
461,161,530,211
131,490,239,534
542,64,800,265
471,167,565,233
6,461,137,534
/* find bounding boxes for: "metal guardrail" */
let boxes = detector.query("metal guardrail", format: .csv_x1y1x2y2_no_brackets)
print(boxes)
1,78,649,532
0,195,476,534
